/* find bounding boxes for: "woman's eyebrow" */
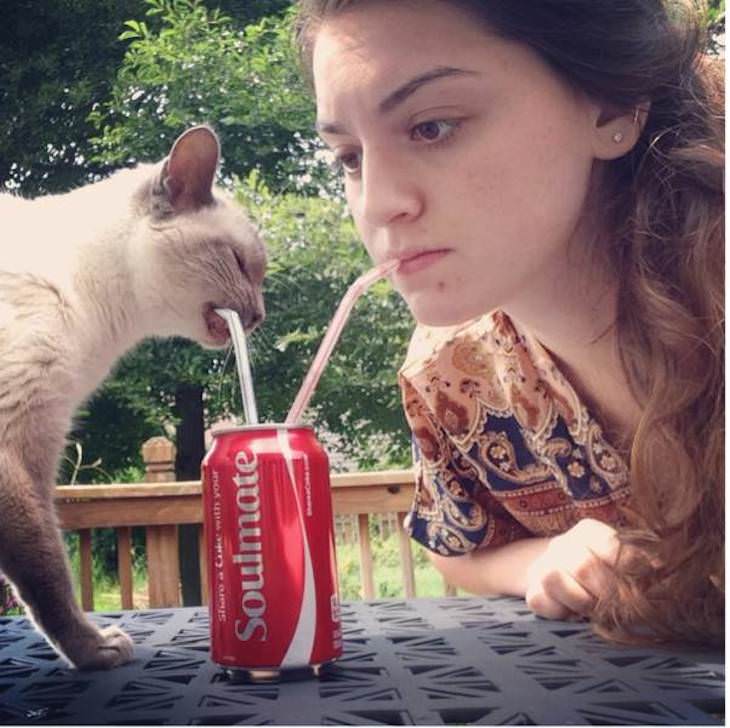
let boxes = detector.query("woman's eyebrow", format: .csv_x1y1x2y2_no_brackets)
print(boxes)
315,66,479,135
379,66,479,113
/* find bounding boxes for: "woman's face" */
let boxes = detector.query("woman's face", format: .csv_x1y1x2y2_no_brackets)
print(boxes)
312,0,605,326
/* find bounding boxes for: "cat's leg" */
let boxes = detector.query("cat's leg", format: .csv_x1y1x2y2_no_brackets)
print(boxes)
0,451,134,670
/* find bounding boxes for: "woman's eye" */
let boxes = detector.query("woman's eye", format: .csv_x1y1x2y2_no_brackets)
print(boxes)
335,150,362,174
411,120,458,143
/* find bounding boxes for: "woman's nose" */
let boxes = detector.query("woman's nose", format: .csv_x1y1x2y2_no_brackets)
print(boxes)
358,146,423,227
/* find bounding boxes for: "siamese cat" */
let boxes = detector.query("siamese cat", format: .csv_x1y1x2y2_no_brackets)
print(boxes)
0,126,266,669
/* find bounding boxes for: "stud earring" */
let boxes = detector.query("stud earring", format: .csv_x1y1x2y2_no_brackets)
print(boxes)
612,131,625,144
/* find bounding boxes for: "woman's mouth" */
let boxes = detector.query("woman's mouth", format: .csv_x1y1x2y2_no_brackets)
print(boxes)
396,249,450,276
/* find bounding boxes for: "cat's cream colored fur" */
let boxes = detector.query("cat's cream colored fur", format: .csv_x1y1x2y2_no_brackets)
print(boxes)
0,126,266,669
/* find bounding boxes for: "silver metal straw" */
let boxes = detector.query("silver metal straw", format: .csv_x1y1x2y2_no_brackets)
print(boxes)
215,308,259,425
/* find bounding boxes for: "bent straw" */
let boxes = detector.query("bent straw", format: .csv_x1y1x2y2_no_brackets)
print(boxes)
285,259,399,426
215,308,259,425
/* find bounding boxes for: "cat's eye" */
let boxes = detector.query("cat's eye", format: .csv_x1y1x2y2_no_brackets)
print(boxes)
233,251,248,279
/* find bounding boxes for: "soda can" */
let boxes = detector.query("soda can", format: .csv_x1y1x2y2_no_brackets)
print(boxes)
201,424,343,679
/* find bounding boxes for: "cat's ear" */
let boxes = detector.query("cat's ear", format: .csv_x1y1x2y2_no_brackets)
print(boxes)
161,125,220,212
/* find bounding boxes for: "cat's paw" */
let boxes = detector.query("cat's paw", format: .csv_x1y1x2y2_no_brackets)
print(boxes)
73,626,134,671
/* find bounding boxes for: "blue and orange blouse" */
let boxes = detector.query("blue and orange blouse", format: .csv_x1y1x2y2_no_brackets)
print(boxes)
398,310,631,556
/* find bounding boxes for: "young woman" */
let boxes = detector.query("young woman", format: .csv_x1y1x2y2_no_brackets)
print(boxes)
294,0,724,644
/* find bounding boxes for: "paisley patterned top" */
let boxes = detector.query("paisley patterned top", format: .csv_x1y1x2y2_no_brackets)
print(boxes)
398,310,631,555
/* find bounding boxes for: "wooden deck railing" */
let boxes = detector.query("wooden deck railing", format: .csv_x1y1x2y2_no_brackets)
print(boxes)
54,436,455,610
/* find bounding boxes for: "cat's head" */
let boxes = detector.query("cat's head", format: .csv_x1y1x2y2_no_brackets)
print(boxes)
130,126,266,349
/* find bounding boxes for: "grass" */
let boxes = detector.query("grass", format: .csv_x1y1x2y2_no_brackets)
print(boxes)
73,568,151,612
336,536,451,600
69,553,151,612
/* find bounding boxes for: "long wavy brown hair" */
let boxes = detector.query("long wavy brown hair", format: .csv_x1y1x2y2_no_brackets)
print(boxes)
294,0,724,646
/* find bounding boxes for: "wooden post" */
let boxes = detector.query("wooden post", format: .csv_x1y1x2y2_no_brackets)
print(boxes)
117,527,134,609
397,512,416,598
357,514,375,599
79,529,94,611
146,525,181,607
443,578,457,597
142,437,177,483
142,437,181,607
174,385,205,607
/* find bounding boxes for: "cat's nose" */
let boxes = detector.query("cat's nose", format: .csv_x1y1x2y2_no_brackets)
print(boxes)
244,304,265,332
248,311,263,330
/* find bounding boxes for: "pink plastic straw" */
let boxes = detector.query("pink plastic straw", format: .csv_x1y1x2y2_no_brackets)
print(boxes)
285,260,399,425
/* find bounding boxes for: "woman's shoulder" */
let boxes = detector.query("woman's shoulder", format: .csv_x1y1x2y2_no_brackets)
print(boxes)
398,309,621,465
398,309,533,445
399,311,631,547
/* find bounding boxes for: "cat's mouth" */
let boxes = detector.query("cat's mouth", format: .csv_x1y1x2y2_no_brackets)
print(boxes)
203,304,231,345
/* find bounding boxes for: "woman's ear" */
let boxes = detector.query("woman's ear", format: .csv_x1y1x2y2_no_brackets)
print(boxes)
590,101,651,160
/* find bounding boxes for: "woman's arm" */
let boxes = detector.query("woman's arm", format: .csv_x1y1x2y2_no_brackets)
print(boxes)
429,536,551,597
428,518,620,620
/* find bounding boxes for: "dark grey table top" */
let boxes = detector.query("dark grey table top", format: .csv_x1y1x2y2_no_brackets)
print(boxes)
0,596,723,725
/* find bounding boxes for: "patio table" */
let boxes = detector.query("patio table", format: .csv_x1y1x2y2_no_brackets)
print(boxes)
0,596,723,725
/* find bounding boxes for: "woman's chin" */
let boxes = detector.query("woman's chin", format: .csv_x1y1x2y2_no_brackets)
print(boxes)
407,298,490,328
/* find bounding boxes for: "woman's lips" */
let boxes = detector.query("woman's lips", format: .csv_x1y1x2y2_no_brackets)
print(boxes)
396,249,450,276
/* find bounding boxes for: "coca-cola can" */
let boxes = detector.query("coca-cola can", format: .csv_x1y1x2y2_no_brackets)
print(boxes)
202,424,343,679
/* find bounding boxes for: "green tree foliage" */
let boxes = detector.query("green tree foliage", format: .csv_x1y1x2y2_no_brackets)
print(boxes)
0,0,143,195
61,393,156,484
88,0,321,193
707,0,725,24
0,0,291,196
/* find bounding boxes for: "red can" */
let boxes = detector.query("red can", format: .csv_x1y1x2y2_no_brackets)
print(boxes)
201,425,343,677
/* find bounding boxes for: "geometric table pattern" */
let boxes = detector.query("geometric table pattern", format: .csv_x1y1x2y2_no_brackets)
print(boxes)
0,597,723,725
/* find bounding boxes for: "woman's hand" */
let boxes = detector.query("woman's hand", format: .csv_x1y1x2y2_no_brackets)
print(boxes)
524,518,619,620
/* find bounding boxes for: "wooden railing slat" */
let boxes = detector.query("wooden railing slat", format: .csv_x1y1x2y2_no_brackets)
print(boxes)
57,496,202,530
78,529,94,612
57,483,201,499
56,478,415,529
117,527,134,610
330,470,415,487
331,484,413,515
396,512,416,599
146,525,181,608
356,513,375,599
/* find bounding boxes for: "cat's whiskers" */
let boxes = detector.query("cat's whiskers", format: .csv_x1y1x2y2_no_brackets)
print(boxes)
250,324,276,356
246,326,268,354
212,255,235,284
215,342,235,410
212,318,267,424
